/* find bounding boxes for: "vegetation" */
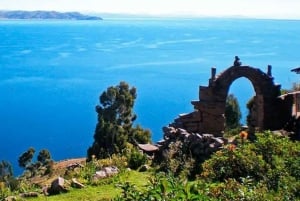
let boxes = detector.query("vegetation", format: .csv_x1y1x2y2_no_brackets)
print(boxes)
116,131,300,201
225,94,241,130
224,94,242,137
1,82,300,200
18,147,53,178
87,81,151,160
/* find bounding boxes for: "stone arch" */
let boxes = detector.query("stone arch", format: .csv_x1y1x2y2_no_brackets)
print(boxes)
172,65,282,136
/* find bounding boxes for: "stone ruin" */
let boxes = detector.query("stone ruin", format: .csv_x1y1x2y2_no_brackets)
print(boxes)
170,64,284,136
155,126,227,162
152,61,300,161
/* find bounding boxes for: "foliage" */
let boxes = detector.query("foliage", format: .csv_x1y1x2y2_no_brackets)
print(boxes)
246,97,254,127
37,149,51,165
201,143,266,182
115,131,300,201
157,140,196,179
115,173,210,201
0,182,10,201
28,170,150,201
18,147,53,178
225,94,241,130
87,81,151,160
76,154,128,184
201,131,300,199
0,160,13,182
18,147,35,169
127,148,147,170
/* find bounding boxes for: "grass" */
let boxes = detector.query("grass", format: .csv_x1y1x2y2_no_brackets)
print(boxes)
25,170,151,201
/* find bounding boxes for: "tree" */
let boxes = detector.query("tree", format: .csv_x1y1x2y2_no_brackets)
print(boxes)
225,94,241,129
0,160,13,182
18,147,35,169
37,149,51,166
87,81,151,160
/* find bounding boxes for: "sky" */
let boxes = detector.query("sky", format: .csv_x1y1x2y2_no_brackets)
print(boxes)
1,0,300,19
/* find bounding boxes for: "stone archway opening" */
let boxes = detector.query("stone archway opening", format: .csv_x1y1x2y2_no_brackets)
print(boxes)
226,77,256,127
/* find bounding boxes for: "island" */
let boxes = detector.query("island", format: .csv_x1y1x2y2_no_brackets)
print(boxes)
0,10,102,20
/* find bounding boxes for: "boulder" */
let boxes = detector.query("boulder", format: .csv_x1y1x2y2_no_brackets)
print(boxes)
71,178,85,189
93,166,119,181
48,177,68,195
103,166,119,176
94,170,107,180
42,185,49,196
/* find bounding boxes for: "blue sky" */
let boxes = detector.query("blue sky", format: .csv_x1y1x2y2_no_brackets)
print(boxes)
1,0,300,19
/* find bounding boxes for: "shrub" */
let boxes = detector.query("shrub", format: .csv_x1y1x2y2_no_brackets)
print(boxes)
127,149,147,170
201,131,300,199
115,173,210,201
201,143,266,182
157,140,195,178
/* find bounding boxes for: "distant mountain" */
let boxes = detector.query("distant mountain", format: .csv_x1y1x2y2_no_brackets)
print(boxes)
0,10,102,20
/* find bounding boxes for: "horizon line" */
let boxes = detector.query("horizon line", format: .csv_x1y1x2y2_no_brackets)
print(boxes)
1,9,300,20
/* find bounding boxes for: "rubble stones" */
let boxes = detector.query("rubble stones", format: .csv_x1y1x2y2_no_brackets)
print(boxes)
158,126,226,159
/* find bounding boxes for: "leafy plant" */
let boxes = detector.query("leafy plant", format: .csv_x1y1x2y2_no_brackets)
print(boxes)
115,173,210,201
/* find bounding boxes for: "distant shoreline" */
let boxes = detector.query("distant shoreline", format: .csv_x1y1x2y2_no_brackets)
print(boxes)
0,10,102,20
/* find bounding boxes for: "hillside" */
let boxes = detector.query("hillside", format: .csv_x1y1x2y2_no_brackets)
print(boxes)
0,10,102,20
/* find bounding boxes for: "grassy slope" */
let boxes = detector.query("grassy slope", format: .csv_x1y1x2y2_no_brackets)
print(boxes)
28,170,151,201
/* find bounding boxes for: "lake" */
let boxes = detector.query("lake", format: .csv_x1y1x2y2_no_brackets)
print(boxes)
0,18,299,174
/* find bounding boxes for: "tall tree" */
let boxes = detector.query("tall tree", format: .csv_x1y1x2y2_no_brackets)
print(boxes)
225,94,242,129
18,147,35,169
87,81,151,160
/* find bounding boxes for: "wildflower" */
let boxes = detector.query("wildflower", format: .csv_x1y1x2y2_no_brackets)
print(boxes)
227,144,236,151
239,131,248,140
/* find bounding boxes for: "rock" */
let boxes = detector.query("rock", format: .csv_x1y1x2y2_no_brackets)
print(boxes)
4,196,17,201
48,177,68,195
103,166,119,176
67,162,84,170
139,164,150,172
157,126,226,163
94,170,107,180
93,166,119,181
42,185,49,196
71,178,85,189
20,192,39,198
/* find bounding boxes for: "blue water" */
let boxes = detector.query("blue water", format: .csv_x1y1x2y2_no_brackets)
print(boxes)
0,18,299,174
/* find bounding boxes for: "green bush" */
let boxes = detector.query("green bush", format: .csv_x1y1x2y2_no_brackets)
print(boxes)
127,149,147,170
115,173,210,201
200,131,300,199
201,143,266,182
